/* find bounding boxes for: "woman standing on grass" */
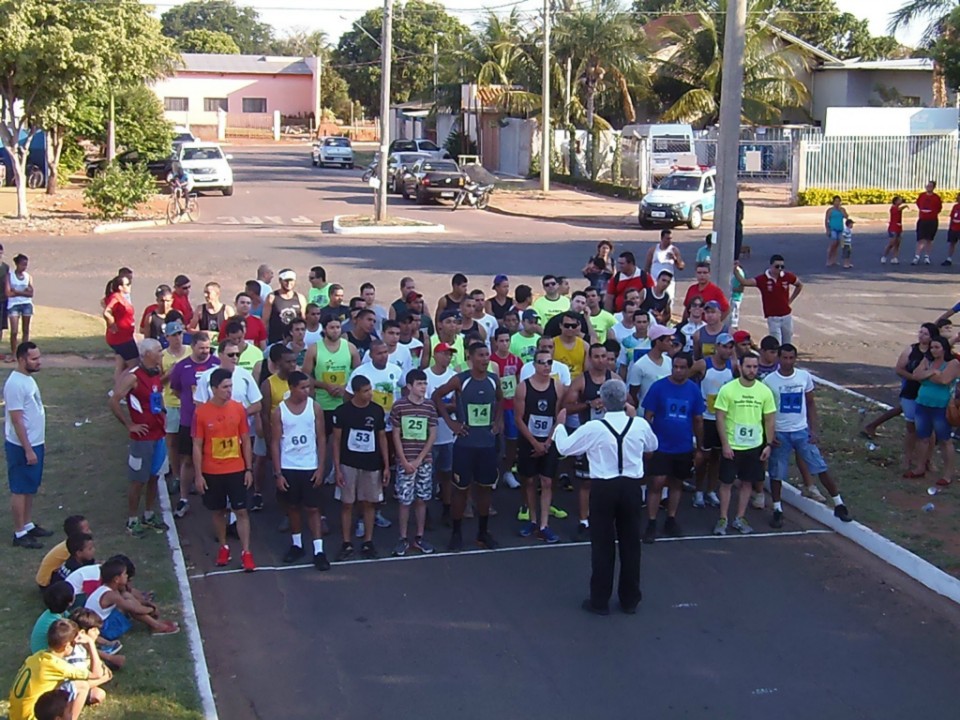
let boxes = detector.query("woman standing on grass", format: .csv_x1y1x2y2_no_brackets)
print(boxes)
103,274,138,384
907,336,959,486
6,253,33,361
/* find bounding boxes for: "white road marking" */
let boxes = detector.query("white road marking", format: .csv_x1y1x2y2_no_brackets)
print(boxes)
291,216,314,224
240,216,262,224
215,216,240,224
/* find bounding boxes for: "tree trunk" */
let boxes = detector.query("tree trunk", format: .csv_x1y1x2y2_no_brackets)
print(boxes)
10,146,29,219
45,126,64,195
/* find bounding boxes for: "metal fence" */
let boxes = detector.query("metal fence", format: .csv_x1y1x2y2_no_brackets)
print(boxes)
801,134,960,190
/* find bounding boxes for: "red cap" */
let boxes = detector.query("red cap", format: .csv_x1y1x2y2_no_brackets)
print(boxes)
732,330,751,343
405,291,423,302
433,342,457,354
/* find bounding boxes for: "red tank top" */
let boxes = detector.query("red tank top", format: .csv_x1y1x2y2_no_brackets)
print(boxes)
127,366,166,440
490,352,522,411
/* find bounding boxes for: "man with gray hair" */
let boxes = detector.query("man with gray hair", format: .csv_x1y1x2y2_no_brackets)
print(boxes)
256,264,274,301
553,378,658,615
109,338,169,537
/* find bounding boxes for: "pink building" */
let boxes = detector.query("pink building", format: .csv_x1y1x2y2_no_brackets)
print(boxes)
152,54,321,136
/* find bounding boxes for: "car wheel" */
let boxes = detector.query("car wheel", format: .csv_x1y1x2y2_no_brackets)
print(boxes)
312,159,318,166
687,206,702,230
639,215,654,228
416,188,428,205
223,186,234,197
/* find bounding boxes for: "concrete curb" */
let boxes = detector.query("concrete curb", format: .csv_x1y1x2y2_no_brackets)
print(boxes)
93,219,166,234
332,214,444,235
158,486,219,719
800,373,960,604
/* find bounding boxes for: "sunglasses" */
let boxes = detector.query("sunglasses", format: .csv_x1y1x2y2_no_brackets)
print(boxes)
534,359,552,366
562,323,579,329
224,352,240,358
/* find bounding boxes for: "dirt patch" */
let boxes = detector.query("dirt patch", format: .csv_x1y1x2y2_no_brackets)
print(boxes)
0,185,168,235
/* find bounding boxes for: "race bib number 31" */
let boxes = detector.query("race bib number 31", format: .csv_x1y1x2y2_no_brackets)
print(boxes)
500,374,517,399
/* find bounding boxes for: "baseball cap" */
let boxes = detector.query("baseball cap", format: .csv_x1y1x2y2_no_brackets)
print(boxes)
648,324,674,341
164,320,184,335
716,332,735,345
439,309,462,322
521,309,540,323
492,274,508,289
656,268,674,278
703,300,721,310
404,290,423,302
733,330,751,343
433,342,457,354
278,269,296,281
174,274,190,287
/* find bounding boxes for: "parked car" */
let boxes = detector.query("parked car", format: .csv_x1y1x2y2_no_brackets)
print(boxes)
176,142,234,196
386,151,432,193
312,137,354,168
388,138,452,160
85,150,172,180
638,166,716,229
400,159,466,203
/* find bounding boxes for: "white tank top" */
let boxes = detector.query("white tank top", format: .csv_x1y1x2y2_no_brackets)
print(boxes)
85,585,115,620
279,401,318,470
651,246,676,281
701,359,733,421
8,270,31,309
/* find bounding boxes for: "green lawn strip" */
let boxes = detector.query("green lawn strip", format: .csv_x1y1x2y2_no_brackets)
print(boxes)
814,387,960,577
0,368,202,719
27,307,111,357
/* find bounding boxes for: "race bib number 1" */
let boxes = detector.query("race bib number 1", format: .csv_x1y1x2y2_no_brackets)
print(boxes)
467,403,491,427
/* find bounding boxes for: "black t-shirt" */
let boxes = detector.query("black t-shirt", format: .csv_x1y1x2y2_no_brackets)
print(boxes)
347,332,373,362
544,312,590,339
332,401,385,471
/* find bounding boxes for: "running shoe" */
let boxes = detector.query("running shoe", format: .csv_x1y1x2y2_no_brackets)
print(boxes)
731,516,754,534
538,526,560,544
27,525,53,538
413,536,435,554
355,520,365,538
152,621,180,636
911,255,920,265
100,640,123,655
141,514,168,531
943,259,953,266
12,534,42,549
476,532,500,549
241,551,256,572
801,484,827,502
642,521,657,544
215,545,231,567
880,256,886,264
174,499,189,518
361,541,378,559
923,255,931,265
447,530,463,553
576,522,590,540
502,471,521,489
834,504,852,522
890,257,899,265
559,474,574,491
282,545,305,563
519,521,537,537
770,510,784,529
692,492,705,508
336,542,354,562
392,538,410,557
713,518,728,536
706,491,720,507
126,519,146,538
250,494,264,512
374,510,392,528
549,505,568,519
664,516,681,537
751,492,765,510
313,552,331,571
517,505,530,522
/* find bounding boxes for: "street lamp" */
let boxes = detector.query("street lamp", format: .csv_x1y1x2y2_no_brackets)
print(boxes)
375,0,393,222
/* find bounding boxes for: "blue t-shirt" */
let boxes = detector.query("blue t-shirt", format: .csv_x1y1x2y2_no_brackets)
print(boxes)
642,377,705,454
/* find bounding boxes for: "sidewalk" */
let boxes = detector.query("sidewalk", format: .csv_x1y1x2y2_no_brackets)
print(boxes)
488,183,890,230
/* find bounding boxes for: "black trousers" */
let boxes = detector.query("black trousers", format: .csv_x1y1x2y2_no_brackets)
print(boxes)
588,476,643,610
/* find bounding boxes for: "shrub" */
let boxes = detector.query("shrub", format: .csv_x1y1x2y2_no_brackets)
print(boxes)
444,129,477,161
57,137,86,186
550,172,642,200
798,187,960,206
84,163,156,220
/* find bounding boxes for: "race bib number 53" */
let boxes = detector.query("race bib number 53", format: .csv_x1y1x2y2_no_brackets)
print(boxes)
347,428,375,453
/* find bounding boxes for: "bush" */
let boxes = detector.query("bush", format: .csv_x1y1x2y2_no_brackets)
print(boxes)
444,129,477,160
57,137,86,186
84,163,156,220
550,172,642,200
798,187,960,206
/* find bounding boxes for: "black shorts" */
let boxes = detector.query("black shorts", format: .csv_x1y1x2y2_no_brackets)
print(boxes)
516,440,559,479
276,468,322,508
702,420,722,451
177,425,193,456
719,447,764,485
949,229,960,245
201,471,248,511
109,339,139,362
323,412,335,437
452,443,498,489
917,218,939,241
647,451,693,480
574,454,591,481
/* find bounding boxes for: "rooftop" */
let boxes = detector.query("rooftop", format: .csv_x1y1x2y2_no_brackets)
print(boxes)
178,53,313,75
820,58,935,72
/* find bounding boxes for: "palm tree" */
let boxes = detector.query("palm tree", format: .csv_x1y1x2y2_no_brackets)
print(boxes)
555,0,645,128
472,9,541,115
653,0,809,126
889,0,958,45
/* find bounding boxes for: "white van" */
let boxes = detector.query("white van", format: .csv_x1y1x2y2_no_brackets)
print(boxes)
622,123,697,179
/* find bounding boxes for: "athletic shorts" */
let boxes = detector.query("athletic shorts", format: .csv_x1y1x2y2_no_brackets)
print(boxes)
502,409,518,441
177,424,193,456
949,229,960,245
888,230,901,239
574,454,591,481
253,435,268,458
7,303,33,317
432,443,453,473
516,440,559,479
276,468,322,508
452,443,498,488
100,610,133,641
900,397,917,423
719,447,764,485
109,340,139,362
394,461,433,505
5,441,44,494
164,406,180,434
769,430,828,480
339,465,383,504
917,218,939,241
647,450,694,480
701,420,722,450
201,471,248,511
128,438,167,482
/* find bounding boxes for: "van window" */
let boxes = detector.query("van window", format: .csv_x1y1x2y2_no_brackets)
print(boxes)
652,135,692,153
703,176,715,193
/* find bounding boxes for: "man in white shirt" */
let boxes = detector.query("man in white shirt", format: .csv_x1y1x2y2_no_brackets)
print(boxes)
552,378,658,616
382,320,413,383
470,289,499,345
5,341,52,548
256,264,274,302
194,340,263,416
425,343,458,525
627,325,674,406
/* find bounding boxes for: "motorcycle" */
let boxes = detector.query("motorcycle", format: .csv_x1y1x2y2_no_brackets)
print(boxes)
452,181,493,210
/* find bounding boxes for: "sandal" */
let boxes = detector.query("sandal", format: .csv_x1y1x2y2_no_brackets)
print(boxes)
936,477,953,487
902,470,926,479
859,429,877,440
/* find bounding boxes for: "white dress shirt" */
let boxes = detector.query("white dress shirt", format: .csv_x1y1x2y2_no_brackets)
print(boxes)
552,411,658,479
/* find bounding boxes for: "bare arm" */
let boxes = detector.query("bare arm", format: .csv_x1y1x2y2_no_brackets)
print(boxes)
789,278,803,304
733,263,758,287
109,373,148,436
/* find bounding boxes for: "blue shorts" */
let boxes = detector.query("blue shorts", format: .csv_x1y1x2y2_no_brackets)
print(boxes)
915,403,950,442
828,229,843,241
900,397,917,423
432,443,453,473
6,441,44,494
502,409,518,441
7,303,33,316
128,438,167,482
452,443,498,488
769,430,828,481
101,610,133,641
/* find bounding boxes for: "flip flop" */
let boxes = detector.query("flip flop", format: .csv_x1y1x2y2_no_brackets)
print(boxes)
859,429,877,440
902,470,926,479
936,477,952,487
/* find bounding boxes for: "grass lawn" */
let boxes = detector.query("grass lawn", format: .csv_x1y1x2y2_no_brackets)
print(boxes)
338,214,436,227
20,306,110,357
0,368,202,719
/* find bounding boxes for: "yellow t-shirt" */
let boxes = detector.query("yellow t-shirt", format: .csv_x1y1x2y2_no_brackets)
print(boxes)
162,347,188,408
35,540,69,587
9,650,89,720
553,337,586,379
713,379,776,450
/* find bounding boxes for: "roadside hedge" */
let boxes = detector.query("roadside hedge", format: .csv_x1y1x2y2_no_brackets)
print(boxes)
550,173,643,200
799,187,960,206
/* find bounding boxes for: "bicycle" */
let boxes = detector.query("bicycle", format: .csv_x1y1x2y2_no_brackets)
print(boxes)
166,186,200,224
26,165,43,189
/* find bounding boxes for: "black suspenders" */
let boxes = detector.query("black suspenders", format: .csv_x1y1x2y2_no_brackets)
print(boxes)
600,418,634,475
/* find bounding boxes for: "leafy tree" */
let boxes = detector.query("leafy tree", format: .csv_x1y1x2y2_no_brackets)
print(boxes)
271,29,331,58
161,0,274,54
333,0,471,113
932,6,960,89
322,68,354,122
70,86,174,160
889,0,958,46
177,28,241,54
471,10,541,115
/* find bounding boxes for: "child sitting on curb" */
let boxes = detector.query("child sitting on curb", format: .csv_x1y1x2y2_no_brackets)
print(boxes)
84,558,178,639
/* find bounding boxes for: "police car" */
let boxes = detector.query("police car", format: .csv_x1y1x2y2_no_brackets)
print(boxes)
638,166,716,230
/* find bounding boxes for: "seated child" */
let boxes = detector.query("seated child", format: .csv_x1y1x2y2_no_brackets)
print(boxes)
36,516,90,591
51,534,96,585
33,689,70,720
65,609,116,696
84,558,179,638
30,583,75,654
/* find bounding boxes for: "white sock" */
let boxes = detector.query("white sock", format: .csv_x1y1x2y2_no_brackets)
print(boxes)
695,491,704,502
661,487,669,500
832,494,843,506
291,533,303,548
23,522,35,532
144,510,155,520
128,516,138,525
773,501,782,512
579,519,589,528
641,486,647,502
313,538,323,554
14,528,28,538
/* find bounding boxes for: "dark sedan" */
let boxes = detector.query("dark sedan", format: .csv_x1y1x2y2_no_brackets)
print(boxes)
387,151,431,193
85,150,171,180
400,159,465,204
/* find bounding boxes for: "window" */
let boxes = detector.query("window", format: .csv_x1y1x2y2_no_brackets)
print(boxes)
703,177,715,193
204,97,228,112
242,97,267,113
164,97,189,112
418,140,440,151
181,147,224,161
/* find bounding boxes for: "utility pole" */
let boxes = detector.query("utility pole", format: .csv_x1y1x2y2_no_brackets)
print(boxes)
540,0,551,193
375,0,393,222
433,40,439,106
712,0,746,298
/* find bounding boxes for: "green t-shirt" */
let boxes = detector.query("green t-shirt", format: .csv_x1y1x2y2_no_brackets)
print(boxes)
308,286,331,309
588,309,617,338
509,332,540,364
713,379,776,450
532,295,570,323
429,334,466,372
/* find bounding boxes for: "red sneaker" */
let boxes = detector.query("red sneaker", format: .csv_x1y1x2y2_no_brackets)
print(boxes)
215,545,231,567
241,550,256,573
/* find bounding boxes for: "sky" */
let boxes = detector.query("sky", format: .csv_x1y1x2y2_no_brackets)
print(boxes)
151,0,926,50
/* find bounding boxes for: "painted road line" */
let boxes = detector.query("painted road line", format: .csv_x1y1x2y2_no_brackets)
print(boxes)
189,529,834,580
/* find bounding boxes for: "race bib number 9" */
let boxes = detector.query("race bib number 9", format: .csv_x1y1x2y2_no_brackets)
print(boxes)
733,423,760,445
467,403,491,427
500,374,517,399
322,371,346,387
212,437,240,460
347,428,375,453
401,415,428,441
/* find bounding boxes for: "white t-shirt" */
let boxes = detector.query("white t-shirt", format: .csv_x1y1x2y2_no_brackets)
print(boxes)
764,368,814,433
611,322,634,345
627,353,672,405
680,320,705,353
65,564,102,597
3,371,44,446
304,326,324,347
257,280,272,302
193,365,262,410
386,343,414,383
476,313,498,345
519,360,571,388
348,362,404,429
426,366,457,445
